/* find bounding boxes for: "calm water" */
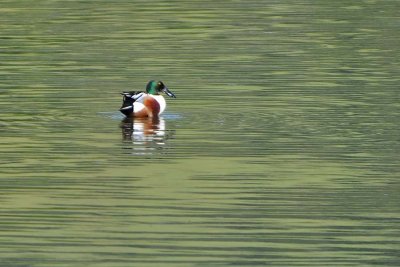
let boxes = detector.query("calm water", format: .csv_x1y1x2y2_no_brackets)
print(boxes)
1,1,399,266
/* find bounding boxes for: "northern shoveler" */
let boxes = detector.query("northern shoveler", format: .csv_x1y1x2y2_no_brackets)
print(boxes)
120,80,176,118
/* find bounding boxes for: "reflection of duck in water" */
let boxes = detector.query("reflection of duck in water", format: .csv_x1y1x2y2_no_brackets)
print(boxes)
120,117,165,141
119,80,176,118
120,117,174,153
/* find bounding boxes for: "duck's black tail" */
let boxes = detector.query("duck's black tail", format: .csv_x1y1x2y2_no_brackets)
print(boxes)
119,93,134,117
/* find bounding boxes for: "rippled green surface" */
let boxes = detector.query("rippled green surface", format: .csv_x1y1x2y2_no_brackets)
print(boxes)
1,1,399,266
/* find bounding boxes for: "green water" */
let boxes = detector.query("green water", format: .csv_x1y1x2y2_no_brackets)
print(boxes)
1,1,399,266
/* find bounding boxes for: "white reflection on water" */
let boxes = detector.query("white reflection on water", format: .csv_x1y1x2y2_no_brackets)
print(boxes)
120,117,174,155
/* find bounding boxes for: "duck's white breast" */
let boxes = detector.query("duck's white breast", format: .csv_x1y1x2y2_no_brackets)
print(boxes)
151,95,166,114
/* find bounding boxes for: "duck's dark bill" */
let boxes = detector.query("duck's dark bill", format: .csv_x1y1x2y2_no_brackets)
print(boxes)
162,87,176,98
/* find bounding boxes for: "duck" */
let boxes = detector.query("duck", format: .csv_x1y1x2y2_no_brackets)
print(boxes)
120,80,176,118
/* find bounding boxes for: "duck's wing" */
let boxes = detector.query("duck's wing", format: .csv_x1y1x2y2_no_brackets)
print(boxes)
120,91,140,116
121,91,145,101
120,91,147,117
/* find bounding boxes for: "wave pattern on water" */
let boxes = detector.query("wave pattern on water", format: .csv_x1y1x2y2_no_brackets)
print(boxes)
0,0,399,266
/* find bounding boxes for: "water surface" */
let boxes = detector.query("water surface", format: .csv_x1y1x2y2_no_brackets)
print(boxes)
0,1,399,266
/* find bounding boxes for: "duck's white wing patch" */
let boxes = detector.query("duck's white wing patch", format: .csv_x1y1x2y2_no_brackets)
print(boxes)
122,92,145,101
133,92,145,101
120,105,133,110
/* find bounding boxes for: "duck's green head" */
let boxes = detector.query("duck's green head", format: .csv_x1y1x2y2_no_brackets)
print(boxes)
146,80,176,98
